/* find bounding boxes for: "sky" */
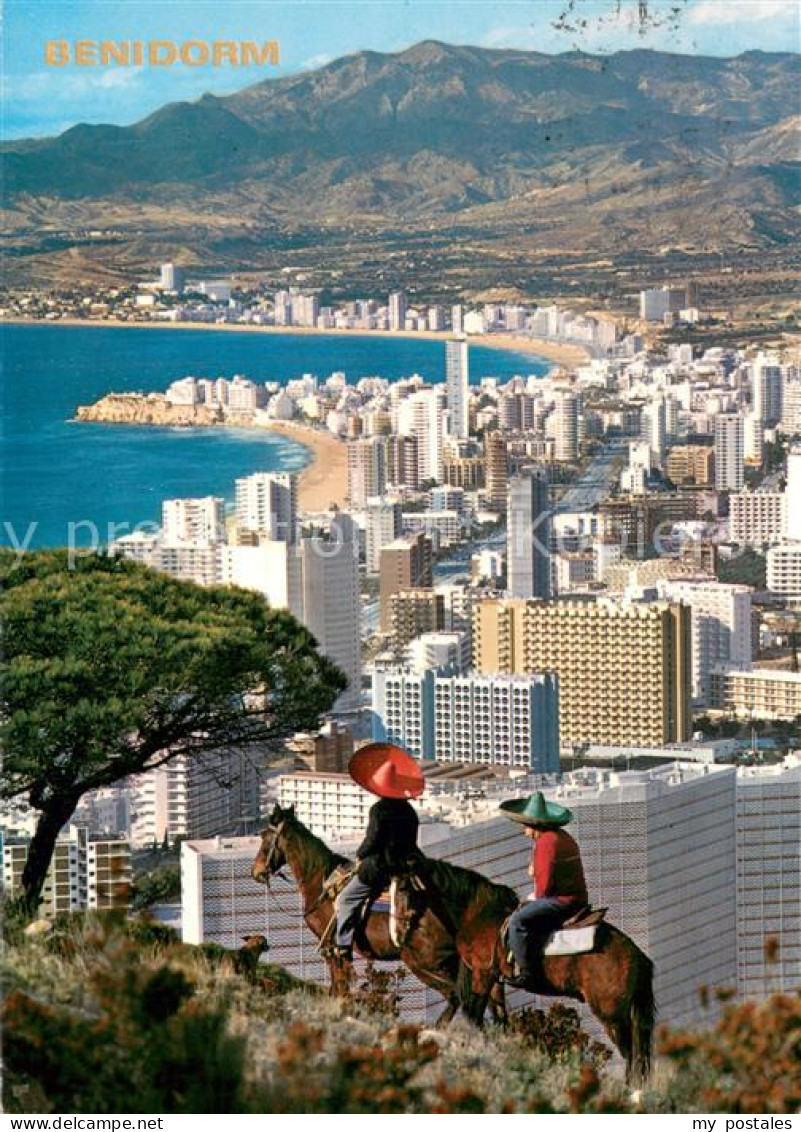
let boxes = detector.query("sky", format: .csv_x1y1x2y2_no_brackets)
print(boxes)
2,0,799,139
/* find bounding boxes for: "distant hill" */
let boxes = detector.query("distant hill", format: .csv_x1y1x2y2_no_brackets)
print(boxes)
3,42,799,291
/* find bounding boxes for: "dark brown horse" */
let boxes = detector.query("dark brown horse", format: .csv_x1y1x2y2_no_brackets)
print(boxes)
392,860,655,1084
251,803,498,1025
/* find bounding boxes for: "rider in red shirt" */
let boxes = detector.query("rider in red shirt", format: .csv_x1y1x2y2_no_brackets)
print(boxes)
499,791,588,987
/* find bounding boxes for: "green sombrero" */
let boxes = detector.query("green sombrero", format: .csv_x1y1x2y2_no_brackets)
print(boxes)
499,791,573,828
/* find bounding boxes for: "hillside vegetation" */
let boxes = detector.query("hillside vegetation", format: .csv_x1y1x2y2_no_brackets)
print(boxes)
2,912,798,1114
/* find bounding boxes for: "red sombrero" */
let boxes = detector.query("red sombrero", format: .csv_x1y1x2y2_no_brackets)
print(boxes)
349,743,425,800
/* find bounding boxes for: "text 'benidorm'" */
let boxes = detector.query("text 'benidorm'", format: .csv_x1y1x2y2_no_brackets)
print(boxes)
44,40,281,67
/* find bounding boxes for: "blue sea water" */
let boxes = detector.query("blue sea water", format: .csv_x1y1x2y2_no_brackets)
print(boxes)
1,323,547,548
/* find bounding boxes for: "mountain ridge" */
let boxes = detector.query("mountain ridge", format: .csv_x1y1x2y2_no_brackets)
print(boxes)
2,42,799,291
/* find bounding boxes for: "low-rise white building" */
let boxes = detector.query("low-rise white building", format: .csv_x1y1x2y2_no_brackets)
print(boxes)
1,825,131,915
767,543,801,596
710,666,801,721
729,491,785,548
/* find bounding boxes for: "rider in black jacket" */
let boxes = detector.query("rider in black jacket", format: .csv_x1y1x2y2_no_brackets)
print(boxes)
332,744,424,960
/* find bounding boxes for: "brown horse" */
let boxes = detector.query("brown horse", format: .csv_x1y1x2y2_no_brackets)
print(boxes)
392,860,656,1085
251,803,499,1025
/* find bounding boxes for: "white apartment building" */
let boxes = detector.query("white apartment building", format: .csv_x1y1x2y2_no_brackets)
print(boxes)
751,353,783,426
401,509,463,549
445,337,470,439
767,543,801,596
786,449,801,542
219,540,301,608
710,666,801,721
372,668,560,771
657,580,753,704
406,631,470,674
365,498,402,574
235,472,297,542
162,496,225,545
129,747,262,847
552,391,580,462
394,388,447,483
277,772,375,839
714,415,745,492
347,437,387,508
729,490,786,547
297,532,362,711
2,825,131,915
736,755,800,998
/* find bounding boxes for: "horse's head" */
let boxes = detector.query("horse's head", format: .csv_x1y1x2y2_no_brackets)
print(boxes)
252,803,295,884
390,867,428,950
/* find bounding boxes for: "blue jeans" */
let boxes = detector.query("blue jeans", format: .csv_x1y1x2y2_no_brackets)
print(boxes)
334,874,377,947
508,898,575,970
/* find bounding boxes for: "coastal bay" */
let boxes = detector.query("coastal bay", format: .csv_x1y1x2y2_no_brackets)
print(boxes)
3,323,547,546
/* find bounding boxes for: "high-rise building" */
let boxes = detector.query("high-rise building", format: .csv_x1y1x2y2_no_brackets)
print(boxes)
473,597,692,746
657,580,753,703
639,286,687,322
159,262,186,293
235,473,297,542
642,398,667,464
347,437,387,507
379,533,433,632
162,496,225,545
507,470,551,600
552,391,580,462
484,431,509,511
736,756,801,998
714,415,745,492
386,435,420,490
395,388,446,483
297,530,362,711
445,337,470,439
372,668,560,770
388,291,407,332
752,352,783,426
130,747,264,847
1,825,131,915
365,497,402,574
785,448,801,542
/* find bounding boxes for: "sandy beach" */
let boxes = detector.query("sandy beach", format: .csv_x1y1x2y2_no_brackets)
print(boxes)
261,421,348,513
7,315,587,517
3,316,590,367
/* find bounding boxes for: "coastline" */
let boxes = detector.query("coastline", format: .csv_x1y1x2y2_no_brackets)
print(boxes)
2,316,589,368
260,421,348,513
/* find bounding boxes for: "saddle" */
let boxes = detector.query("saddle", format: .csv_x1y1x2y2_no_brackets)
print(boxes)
502,905,607,965
317,864,391,956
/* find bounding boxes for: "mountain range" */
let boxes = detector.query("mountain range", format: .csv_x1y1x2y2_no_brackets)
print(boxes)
2,42,799,294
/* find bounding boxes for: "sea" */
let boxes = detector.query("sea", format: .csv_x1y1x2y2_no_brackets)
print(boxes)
1,323,548,548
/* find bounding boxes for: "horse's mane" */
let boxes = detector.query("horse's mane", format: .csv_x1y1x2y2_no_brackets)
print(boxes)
422,854,518,917
285,814,349,871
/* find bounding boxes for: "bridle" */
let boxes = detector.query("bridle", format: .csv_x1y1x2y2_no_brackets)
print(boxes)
259,820,287,886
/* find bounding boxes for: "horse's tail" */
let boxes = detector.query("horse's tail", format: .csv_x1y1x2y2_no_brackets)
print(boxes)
629,952,656,1084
